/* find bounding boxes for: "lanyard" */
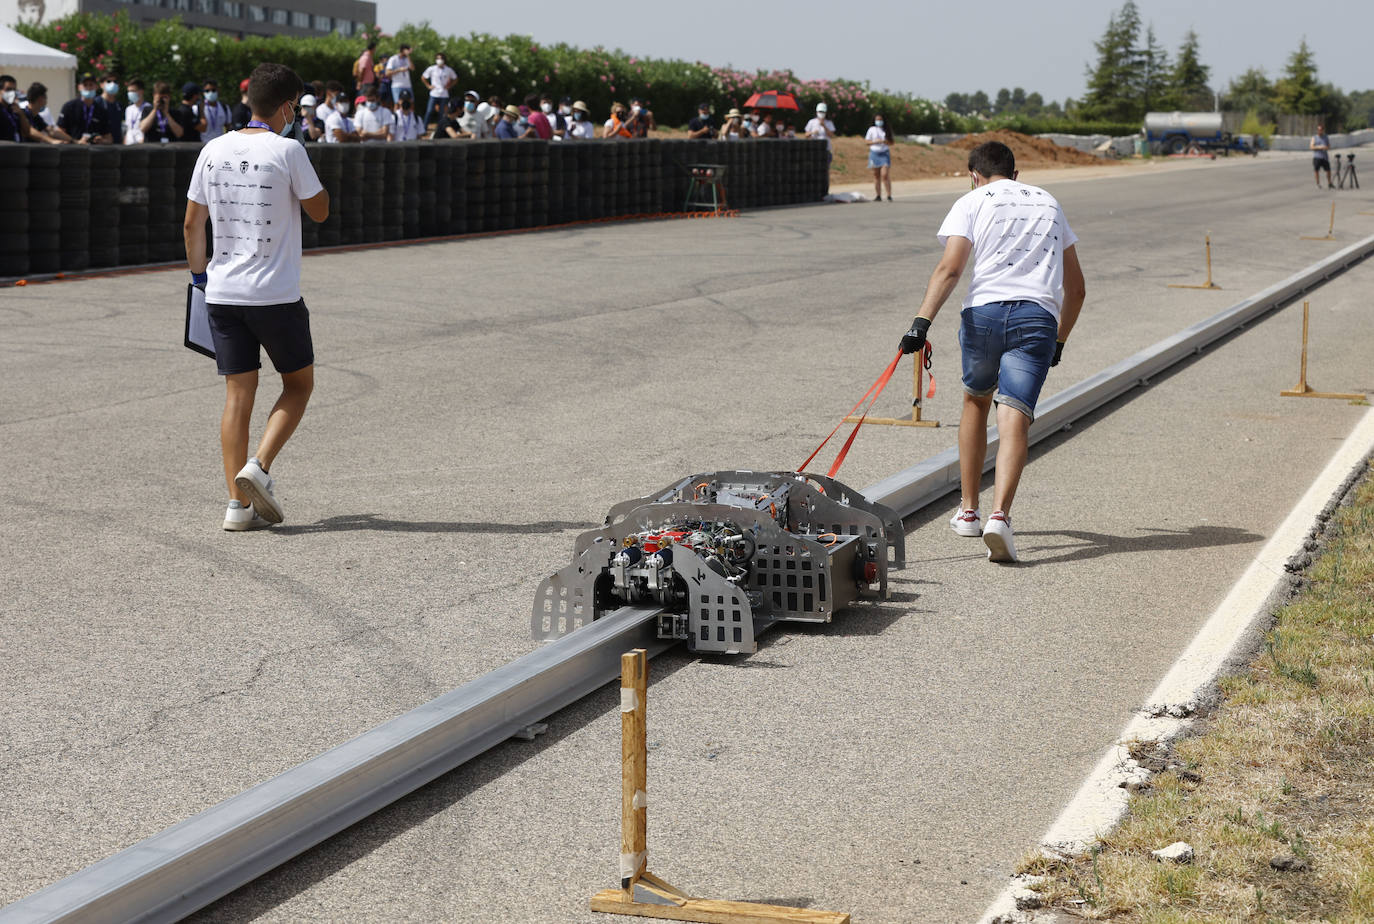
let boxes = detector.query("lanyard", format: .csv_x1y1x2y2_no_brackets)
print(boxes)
155,109,168,134
246,119,272,130
83,103,96,133
206,103,221,133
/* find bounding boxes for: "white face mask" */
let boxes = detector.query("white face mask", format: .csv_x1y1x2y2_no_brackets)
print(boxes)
540,102,552,114
103,82,118,95
337,101,351,116
366,101,378,111
875,119,883,127
631,105,641,114
1,90,15,105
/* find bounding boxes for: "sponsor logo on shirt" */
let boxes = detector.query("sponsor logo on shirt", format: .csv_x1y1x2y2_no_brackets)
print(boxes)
240,160,249,173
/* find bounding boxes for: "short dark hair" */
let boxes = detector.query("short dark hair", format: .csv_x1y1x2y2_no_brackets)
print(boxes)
523,92,539,109
366,39,377,50
247,62,303,116
0,74,15,89
153,81,171,97
100,71,118,82
203,79,218,89
325,79,343,94
127,78,144,90
968,141,1015,179
399,43,411,52
27,81,47,101
363,84,379,100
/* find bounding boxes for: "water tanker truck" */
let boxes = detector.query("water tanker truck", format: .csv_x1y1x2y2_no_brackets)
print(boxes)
1144,112,1260,156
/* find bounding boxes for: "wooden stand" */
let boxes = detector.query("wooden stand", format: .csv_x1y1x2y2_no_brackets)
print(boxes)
1280,300,1365,400
590,650,851,924
1300,202,1337,240
842,353,939,428
1167,233,1221,289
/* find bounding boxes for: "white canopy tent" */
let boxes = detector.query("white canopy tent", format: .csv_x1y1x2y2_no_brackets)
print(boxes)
0,24,76,107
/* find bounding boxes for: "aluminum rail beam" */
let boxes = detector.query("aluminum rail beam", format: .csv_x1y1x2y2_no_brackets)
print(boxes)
6,236,1373,924
863,232,1374,516
0,606,667,924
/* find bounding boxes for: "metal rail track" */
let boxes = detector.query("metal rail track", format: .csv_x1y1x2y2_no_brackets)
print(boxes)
4,232,1372,924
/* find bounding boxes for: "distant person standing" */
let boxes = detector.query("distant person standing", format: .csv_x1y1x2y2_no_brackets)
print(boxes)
124,78,146,143
1310,124,1333,189
183,62,330,531
566,100,595,139
897,141,1085,563
383,43,413,106
172,83,205,142
98,72,124,144
58,73,113,144
198,79,232,141
420,53,456,128
353,39,377,98
687,102,715,139
866,113,893,201
805,102,836,163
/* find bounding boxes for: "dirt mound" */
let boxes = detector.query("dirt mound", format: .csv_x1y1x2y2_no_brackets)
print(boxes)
948,129,1105,166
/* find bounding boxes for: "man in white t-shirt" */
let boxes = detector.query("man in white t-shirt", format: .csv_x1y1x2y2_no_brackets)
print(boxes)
322,96,359,143
197,79,233,141
124,78,146,143
354,86,392,142
392,90,423,141
898,140,1085,562
184,62,330,531
384,44,413,105
421,54,457,129
804,103,837,161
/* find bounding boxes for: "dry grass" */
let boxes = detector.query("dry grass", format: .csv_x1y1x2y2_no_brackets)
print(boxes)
1023,461,1374,921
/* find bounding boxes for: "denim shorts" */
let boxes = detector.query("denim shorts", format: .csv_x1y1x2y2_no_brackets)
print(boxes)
867,149,891,169
207,299,314,376
958,300,1058,421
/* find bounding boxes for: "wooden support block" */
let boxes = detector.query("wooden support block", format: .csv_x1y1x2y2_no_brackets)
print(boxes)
591,889,851,924
1280,389,1366,400
842,415,939,428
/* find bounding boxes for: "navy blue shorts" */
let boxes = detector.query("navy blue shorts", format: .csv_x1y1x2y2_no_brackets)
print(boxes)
958,300,1058,421
207,299,314,376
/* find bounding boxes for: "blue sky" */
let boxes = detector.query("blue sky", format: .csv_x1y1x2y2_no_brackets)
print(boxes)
377,0,1372,104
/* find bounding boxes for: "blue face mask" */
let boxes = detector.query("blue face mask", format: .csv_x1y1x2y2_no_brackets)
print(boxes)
875,119,884,127
81,88,97,100
129,90,142,104
279,103,294,135
204,91,218,103
366,101,378,111
464,101,476,112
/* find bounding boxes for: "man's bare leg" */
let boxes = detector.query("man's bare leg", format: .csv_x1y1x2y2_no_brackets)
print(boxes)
253,364,314,472
958,393,993,511
991,403,1032,515
222,371,258,503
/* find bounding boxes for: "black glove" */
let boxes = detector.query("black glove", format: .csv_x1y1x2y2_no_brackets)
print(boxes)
900,317,931,355
1051,340,1065,367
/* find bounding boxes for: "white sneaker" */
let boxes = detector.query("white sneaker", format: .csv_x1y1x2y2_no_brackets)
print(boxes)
949,507,982,537
983,511,1017,562
223,499,271,531
234,458,284,524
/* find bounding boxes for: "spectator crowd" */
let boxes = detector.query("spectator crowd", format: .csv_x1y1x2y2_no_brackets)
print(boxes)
2,38,853,149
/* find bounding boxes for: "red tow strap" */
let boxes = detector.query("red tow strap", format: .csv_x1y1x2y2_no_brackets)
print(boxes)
801,346,931,478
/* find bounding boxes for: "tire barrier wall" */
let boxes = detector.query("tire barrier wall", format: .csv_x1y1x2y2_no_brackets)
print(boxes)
0,139,830,278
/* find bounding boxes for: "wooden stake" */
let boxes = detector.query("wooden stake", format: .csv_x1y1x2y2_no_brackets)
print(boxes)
843,352,939,428
1168,233,1222,289
592,650,851,924
1280,300,1365,400
620,649,648,894
1300,202,1337,240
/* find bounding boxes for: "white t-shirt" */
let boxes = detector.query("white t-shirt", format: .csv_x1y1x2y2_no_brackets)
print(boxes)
805,117,836,151
354,104,391,141
124,103,145,144
864,126,889,153
936,179,1079,322
753,121,770,137
199,101,232,141
393,109,423,141
568,118,594,140
316,100,334,122
422,64,456,98
385,54,412,91
322,108,353,143
186,130,324,307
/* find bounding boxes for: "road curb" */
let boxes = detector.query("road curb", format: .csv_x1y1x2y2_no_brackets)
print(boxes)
978,407,1374,924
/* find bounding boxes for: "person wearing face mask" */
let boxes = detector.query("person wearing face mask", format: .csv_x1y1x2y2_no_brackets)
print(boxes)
622,96,654,138
59,73,113,145
171,83,206,143
421,53,457,130
495,103,522,139
522,92,552,140
322,92,360,143
95,72,125,144
316,80,343,123
383,43,413,107
353,86,392,142
198,79,233,141
805,102,837,170
718,108,745,141
538,93,566,140
435,96,469,139
299,93,321,141
566,100,594,140
453,90,488,139
1,74,37,143
865,112,893,201
124,79,146,143
184,62,330,533
21,82,70,144
392,90,423,141
139,81,183,142
603,102,631,139
687,102,714,140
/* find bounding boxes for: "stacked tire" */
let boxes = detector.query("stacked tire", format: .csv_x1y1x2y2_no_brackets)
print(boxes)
313,144,343,247
0,145,31,278
445,142,467,235
400,142,421,240
27,145,61,273
88,146,122,267
416,143,437,236
381,144,404,241
146,146,180,263
578,142,602,220
361,144,385,243
461,140,486,234
117,146,150,266
338,146,365,245
431,140,453,233
58,146,91,272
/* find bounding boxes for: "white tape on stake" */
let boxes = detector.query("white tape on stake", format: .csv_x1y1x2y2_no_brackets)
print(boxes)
632,789,647,810
620,688,638,713
618,850,646,879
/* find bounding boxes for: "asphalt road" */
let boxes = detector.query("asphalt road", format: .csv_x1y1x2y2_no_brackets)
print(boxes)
2,152,1372,923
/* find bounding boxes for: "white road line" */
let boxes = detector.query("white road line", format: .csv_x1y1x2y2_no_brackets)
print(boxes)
978,406,1374,924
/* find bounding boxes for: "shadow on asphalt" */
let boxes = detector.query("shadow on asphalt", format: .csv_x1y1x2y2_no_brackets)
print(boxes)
271,513,594,535
1015,524,1264,566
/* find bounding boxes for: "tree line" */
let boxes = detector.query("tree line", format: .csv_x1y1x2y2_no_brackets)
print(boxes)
943,1,1373,131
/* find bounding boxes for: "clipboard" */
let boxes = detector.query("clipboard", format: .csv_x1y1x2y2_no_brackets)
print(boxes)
184,283,216,358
